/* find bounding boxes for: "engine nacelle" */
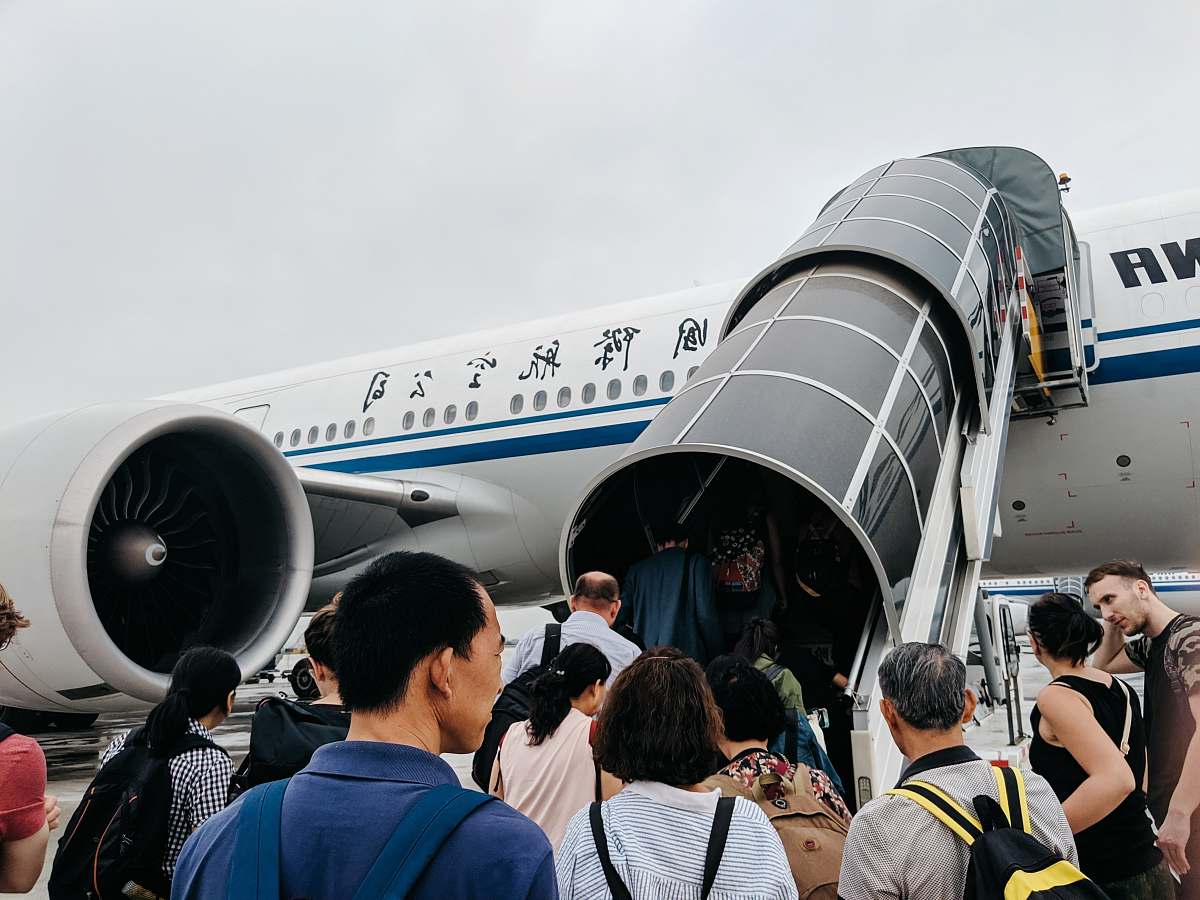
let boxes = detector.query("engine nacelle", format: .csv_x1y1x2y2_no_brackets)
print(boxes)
0,402,314,711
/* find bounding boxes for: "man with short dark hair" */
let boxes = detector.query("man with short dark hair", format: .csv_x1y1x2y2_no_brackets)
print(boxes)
616,525,722,664
172,551,557,900
838,642,1076,899
1090,558,1200,893
503,571,637,687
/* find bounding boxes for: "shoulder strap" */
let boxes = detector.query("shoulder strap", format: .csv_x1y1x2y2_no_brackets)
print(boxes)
540,623,562,667
589,802,633,900
885,781,983,846
226,779,288,900
171,733,228,757
762,662,785,682
1113,677,1133,755
353,784,493,900
990,765,1032,834
701,797,735,900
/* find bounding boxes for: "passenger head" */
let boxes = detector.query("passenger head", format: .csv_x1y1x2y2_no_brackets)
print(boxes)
570,571,621,625
526,642,611,746
1028,593,1103,666
733,617,779,663
332,551,501,754
304,597,340,699
654,524,689,551
705,655,786,755
878,642,974,755
146,646,241,748
593,647,723,787
1085,559,1159,636
0,582,30,651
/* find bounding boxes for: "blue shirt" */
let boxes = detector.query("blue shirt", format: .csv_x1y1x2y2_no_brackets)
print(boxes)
502,610,639,687
617,548,723,664
171,741,557,900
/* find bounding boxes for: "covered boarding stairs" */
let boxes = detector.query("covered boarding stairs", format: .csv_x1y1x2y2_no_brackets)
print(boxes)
560,147,1094,803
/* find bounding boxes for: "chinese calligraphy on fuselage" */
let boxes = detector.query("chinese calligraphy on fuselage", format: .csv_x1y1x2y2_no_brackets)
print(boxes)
518,340,561,381
409,370,433,399
593,326,641,372
673,317,708,359
468,353,497,389
362,371,389,414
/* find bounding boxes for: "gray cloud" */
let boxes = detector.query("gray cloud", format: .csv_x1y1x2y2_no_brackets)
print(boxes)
2,1,1196,421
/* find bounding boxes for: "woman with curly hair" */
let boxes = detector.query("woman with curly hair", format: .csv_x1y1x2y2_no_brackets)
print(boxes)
556,647,797,899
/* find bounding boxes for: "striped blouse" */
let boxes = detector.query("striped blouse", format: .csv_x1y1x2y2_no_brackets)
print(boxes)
555,781,798,899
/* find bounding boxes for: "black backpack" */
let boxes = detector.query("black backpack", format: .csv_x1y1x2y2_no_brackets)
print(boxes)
49,727,227,900
470,623,560,790
793,535,847,597
887,765,1108,899
230,697,349,798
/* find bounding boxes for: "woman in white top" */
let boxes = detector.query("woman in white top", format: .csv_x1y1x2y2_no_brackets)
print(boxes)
491,642,619,848
556,646,798,900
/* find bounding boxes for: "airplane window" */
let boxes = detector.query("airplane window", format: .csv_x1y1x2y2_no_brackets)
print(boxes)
444,405,457,424
465,401,478,421
363,417,376,436
344,421,356,439
632,374,648,397
274,432,284,448
533,390,547,411
510,394,524,415
687,366,699,380
557,386,571,408
660,370,675,392
423,407,436,427
607,379,621,400
307,426,319,445
582,382,596,404
290,429,301,447
402,411,415,431
325,424,337,442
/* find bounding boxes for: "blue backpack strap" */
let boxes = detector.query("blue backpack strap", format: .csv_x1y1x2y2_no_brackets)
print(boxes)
352,784,494,900
226,779,289,900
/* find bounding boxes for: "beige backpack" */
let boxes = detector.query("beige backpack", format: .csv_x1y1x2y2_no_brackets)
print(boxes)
704,765,848,900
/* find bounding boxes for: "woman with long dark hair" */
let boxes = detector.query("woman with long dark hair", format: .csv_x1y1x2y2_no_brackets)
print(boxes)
491,642,616,848
1027,593,1173,898
98,646,240,878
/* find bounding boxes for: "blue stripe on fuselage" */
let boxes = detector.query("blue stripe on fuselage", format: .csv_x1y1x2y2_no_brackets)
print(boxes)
305,420,651,474
292,340,1200,474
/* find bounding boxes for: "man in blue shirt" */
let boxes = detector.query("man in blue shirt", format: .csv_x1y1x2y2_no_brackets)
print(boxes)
172,551,557,899
616,525,723,665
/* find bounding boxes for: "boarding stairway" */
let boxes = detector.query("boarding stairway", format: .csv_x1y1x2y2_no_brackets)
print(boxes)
561,147,1094,806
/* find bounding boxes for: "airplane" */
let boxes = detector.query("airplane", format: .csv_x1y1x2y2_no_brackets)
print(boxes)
3,145,1198,798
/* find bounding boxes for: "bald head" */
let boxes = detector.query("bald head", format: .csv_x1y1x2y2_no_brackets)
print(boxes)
571,571,621,624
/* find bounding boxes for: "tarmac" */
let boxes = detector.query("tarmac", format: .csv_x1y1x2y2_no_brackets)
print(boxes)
27,637,1143,899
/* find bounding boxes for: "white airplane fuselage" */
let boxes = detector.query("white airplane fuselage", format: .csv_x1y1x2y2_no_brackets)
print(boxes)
167,190,1200,606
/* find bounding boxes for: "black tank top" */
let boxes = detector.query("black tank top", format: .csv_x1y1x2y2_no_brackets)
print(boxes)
1029,674,1162,884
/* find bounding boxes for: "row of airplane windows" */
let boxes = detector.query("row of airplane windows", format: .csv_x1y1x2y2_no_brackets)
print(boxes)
272,366,700,450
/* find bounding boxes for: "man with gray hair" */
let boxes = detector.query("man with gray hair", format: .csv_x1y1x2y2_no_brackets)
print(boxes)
838,642,1077,899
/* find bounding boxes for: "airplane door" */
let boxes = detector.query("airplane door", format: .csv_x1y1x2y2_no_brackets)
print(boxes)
234,404,271,430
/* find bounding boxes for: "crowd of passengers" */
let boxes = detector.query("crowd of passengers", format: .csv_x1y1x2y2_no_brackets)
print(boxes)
0,553,1198,898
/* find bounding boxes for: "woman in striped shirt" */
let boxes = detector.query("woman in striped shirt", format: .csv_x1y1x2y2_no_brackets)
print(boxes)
555,647,798,900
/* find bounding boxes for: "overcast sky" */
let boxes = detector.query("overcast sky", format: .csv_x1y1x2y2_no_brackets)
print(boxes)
2,1,1196,422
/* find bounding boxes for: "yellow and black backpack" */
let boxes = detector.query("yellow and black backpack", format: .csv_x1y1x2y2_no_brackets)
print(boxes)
886,765,1109,899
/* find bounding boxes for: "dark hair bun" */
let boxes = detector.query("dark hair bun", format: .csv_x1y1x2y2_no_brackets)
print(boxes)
1028,593,1103,665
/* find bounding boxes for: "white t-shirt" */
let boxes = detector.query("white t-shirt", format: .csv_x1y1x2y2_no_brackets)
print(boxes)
496,707,596,849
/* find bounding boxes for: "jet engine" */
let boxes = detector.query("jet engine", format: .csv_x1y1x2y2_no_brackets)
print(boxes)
0,401,313,714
